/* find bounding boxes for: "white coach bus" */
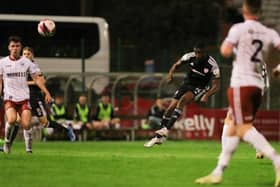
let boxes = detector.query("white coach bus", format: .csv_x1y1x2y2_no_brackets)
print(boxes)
0,14,110,73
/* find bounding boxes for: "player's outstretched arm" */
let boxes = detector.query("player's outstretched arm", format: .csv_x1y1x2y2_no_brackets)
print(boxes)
28,73,46,86
166,60,183,83
220,41,234,58
272,43,280,78
272,64,280,79
200,79,220,103
32,74,52,103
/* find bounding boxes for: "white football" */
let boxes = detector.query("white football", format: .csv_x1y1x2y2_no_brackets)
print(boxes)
37,19,56,37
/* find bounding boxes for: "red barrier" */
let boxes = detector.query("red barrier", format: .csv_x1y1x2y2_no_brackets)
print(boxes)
173,107,280,141
255,111,280,141
173,107,226,140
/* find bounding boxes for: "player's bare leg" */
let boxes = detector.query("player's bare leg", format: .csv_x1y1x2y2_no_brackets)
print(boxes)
21,110,32,153
238,125,280,187
222,111,264,159
39,116,49,128
4,107,18,153
195,123,239,184
144,99,178,147
145,92,194,148
195,124,280,185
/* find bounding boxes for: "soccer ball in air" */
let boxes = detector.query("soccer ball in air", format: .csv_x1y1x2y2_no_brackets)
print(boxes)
37,19,56,37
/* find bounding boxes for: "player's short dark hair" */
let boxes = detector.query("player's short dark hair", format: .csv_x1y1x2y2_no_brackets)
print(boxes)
244,0,262,15
23,46,34,54
8,35,22,44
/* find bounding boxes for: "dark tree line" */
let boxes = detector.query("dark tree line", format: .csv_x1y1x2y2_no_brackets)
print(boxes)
92,0,223,71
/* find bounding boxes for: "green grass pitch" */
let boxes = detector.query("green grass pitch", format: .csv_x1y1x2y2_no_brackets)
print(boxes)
0,140,278,187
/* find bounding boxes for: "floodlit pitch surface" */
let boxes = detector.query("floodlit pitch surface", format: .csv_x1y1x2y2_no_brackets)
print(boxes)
0,141,277,187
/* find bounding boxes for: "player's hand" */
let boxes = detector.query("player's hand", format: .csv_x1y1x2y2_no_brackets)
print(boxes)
45,93,53,104
272,66,280,79
200,94,208,103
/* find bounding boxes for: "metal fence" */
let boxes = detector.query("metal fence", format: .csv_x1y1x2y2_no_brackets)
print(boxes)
45,67,280,117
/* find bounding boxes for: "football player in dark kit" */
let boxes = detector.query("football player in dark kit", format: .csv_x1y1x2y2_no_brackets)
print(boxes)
144,42,220,147
23,47,76,143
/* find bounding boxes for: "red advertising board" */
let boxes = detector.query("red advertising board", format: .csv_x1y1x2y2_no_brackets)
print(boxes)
173,107,280,141
254,110,280,141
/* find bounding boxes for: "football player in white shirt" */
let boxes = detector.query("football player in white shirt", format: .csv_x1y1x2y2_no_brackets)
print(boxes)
0,36,52,154
221,63,269,159
195,0,280,186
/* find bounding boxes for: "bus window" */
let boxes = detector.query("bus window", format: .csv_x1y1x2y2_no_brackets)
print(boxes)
0,21,99,58
0,14,109,73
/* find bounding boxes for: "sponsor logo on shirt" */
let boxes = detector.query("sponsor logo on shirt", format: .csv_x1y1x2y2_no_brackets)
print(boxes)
6,72,26,77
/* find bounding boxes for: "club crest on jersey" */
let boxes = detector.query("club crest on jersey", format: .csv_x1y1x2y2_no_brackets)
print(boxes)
203,68,209,73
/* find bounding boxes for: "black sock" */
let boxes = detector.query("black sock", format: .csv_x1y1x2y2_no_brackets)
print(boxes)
10,125,19,146
160,115,171,128
166,108,182,129
48,121,68,131
156,115,171,138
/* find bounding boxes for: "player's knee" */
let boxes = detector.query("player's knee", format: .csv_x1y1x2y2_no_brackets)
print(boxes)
20,117,32,129
180,92,194,105
6,115,18,124
236,123,253,138
39,117,48,126
21,122,31,130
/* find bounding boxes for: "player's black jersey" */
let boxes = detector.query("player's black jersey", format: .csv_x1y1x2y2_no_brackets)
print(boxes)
27,73,43,98
180,52,220,87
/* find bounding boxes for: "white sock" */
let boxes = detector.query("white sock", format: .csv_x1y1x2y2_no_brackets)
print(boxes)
5,122,13,143
24,128,33,152
211,136,240,177
221,124,229,150
243,127,280,167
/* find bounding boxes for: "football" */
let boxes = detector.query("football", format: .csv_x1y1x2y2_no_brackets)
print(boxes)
37,19,56,37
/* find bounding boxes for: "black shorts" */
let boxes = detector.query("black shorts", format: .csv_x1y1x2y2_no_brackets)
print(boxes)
173,82,210,100
30,98,47,117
